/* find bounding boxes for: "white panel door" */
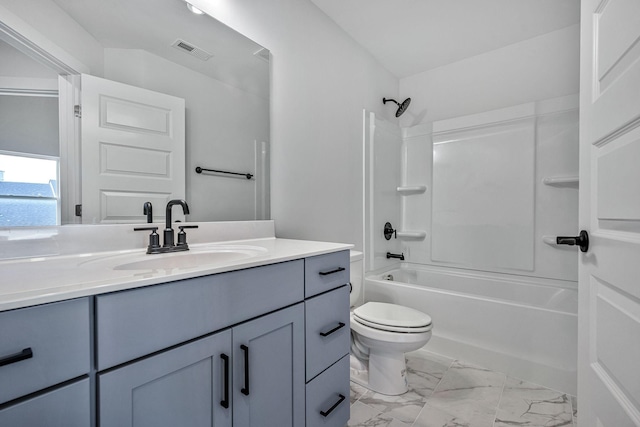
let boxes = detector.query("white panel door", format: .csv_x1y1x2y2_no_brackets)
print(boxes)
579,0,640,425
80,74,185,224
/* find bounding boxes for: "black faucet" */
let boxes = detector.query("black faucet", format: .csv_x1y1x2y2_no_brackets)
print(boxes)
143,202,153,223
164,199,190,248
134,199,198,254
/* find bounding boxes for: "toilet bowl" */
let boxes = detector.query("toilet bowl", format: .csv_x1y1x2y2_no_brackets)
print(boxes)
349,252,433,395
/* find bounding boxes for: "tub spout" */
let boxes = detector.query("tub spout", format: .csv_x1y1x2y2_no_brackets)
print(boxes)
386,252,405,261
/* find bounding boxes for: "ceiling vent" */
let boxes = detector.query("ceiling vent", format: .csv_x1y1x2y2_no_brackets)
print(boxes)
253,47,270,63
171,39,213,61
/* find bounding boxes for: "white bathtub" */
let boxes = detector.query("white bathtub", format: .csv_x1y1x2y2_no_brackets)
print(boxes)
364,264,578,395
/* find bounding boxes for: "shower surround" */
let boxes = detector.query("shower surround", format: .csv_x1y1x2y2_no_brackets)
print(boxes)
364,94,579,394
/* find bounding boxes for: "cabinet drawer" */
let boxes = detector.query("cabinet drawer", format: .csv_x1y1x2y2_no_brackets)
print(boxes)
96,260,304,370
304,250,350,298
0,298,90,404
0,378,90,427
306,355,350,427
305,285,350,381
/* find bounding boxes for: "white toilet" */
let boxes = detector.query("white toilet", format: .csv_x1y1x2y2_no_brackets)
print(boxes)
349,251,432,395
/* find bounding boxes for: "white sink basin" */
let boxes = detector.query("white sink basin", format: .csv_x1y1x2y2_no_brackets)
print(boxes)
81,245,268,271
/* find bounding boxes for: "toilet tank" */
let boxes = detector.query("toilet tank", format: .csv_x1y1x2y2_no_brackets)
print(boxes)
350,250,363,307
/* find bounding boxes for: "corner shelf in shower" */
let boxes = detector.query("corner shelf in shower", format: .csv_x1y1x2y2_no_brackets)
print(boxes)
397,185,427,195
396,231,427,240
542,176,579,187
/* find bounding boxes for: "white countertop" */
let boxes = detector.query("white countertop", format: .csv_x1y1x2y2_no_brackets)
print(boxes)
0,236,352,312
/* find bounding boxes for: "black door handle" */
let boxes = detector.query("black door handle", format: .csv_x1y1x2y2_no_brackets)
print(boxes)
556,230,589,252
319,322,346,337
220,354,230,408
240,344,250,396
0,348,33,367
320,393,346,417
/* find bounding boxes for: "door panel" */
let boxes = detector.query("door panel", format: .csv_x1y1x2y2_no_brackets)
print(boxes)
80,74,185,224
99,330,232,427
579,0,640,425
233,303,305,427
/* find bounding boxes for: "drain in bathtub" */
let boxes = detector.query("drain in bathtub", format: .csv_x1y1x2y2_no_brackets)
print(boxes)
383,274,394,281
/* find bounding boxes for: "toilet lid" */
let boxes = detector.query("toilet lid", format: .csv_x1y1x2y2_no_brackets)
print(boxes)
353,302,432,332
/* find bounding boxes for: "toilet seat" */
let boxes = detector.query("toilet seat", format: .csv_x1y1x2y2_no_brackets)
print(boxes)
353,302,432,333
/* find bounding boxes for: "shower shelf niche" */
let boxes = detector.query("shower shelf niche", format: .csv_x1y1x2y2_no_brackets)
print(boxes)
542,176,579,187
397,185,427,195
396,231,427,240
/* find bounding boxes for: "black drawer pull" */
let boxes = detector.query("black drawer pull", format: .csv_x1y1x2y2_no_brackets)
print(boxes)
240,344,250,396
319,322,346,337
318,267,345,276
320,393,346,417
0,347,33,367
220,354,230,408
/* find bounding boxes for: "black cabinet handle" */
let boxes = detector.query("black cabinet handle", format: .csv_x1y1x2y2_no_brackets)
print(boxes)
319,322,346,337
240,344,250,396
0,348,33,367
320,394,346,417
220,354,230,408
319,267,345,276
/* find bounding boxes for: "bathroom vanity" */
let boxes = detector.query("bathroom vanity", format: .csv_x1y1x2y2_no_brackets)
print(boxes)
0,222,351,427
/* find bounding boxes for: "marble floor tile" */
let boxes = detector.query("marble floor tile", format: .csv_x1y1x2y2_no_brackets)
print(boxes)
570,395,577,426
429,360,506,411
406,351,453,399
494,377,573,427
412,401,496,427
351,382,369,405
358,389,427,424
348,401,411,427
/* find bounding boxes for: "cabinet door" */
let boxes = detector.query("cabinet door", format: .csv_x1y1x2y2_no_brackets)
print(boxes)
99,330,232,427
233,303,305,427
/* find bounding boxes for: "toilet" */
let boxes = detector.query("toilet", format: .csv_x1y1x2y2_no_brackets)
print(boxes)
349,251,432,395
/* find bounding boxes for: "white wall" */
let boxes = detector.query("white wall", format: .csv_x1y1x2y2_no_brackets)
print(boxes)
191,0,399,249
0,0,103,75
399,24,580,127
103,48,269,222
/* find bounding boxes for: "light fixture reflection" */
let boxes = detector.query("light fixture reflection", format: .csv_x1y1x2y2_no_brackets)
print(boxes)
186,2,205,14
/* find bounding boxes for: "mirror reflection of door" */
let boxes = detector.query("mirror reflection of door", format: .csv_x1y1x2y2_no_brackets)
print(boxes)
0,38,60,227
80,74,185,224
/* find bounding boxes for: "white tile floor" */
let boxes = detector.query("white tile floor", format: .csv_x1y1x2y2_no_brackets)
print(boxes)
349,351,577,427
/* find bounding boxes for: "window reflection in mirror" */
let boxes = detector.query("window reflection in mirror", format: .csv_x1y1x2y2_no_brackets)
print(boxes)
0,153,60,226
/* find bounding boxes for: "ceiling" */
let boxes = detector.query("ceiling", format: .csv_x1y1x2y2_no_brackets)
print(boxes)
51,0,269,98
310,0,580,79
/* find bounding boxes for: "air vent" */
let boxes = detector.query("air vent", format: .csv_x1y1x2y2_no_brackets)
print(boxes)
253,47,270,63
171,39,213,61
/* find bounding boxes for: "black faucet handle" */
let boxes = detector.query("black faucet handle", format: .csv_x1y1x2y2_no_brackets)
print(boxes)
178,225,199,230
134,227,161,253
177,225,198,247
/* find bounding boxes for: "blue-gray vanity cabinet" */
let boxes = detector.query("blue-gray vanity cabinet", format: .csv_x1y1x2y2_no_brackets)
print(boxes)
304,285,351,427
98,330,233,427
306,355,350,427
304,250,350,298
96,260,304,370
0,378,90,427
232,303,305,427
0,298,90,404
305,285,350,381
98,303,304,427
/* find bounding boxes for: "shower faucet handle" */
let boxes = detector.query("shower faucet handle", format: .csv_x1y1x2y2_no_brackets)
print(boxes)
384,222,397,240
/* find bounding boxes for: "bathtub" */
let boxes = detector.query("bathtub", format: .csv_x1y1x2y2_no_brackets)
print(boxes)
364,264,578,395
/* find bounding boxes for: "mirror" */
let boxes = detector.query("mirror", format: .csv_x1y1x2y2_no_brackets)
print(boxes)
0,0,270,226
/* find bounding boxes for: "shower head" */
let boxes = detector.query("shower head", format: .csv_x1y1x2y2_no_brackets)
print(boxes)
383,97,411,117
